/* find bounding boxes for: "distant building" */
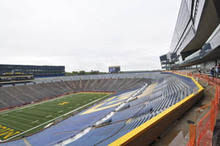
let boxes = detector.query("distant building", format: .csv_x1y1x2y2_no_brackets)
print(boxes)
109,66,120,73
0,64,65,77
0,73,34,86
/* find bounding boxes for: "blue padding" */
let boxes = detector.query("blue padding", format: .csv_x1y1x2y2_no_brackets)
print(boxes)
174,74,197,89
3,140,26,146
97,128,132,146
68,122,125,146
96,115,152,146
165,72,197,89
27,107,115,146
111,105,143,122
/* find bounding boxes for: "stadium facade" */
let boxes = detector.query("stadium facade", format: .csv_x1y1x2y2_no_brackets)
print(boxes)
0,64,65,77
160,0,220,71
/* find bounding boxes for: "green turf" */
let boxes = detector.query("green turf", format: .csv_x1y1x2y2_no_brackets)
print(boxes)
0,92,112,141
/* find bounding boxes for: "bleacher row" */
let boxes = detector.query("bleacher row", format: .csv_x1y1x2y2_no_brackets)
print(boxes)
0,78,150,110
34,72,162,84
65,75,198,145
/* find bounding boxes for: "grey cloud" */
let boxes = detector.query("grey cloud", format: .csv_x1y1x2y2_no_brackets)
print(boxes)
0,0,181,72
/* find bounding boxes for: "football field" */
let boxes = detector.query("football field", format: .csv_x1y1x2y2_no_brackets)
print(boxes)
0,92,112,142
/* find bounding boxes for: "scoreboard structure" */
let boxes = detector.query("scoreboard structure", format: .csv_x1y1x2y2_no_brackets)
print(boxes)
109,66,120,73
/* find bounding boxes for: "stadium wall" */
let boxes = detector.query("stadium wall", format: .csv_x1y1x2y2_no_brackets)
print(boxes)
109,73,204,146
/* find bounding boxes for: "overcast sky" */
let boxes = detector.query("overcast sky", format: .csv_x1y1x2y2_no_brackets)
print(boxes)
0,0,181,72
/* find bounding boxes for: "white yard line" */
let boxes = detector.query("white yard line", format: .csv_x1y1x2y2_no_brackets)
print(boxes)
0,94,111,142
58,110,63,113
31,120,39,124
46,115,52,118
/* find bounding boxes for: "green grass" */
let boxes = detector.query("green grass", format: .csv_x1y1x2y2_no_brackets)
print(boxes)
0,92,112,141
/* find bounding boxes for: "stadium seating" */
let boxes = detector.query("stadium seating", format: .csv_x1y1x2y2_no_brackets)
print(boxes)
2,72,200,146
0,78,150,110
67,75,197,145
